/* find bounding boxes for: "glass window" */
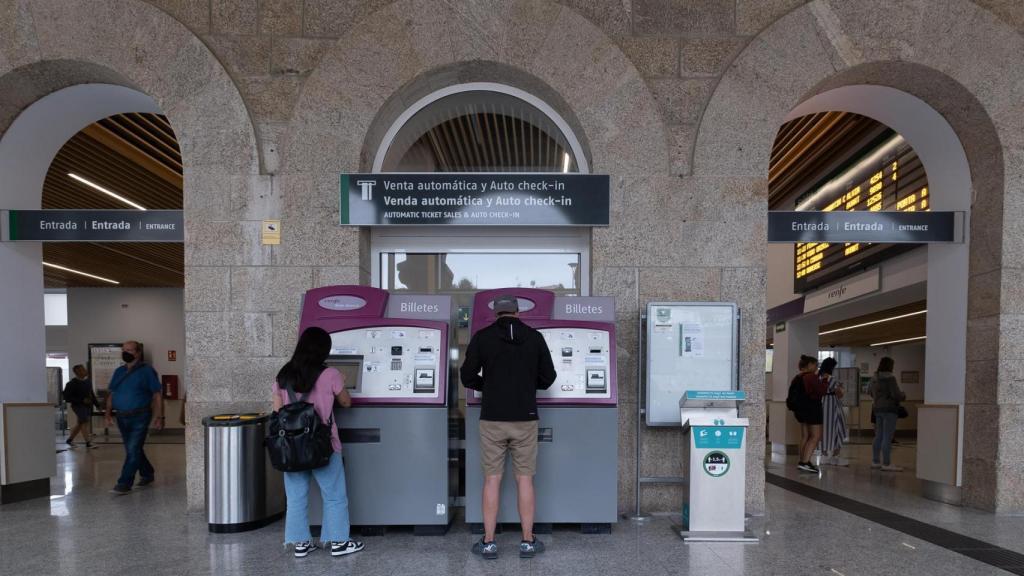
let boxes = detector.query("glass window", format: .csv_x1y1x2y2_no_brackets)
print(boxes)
44,292,68,326
381,90,581,173
46,353,70,382
381,253,580,294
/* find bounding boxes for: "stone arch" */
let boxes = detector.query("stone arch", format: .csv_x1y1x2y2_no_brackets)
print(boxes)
694,0,1023,511
360,61,597,175
279,0,672,514
0,0,260,178
0,0,263,511
283,1,667,180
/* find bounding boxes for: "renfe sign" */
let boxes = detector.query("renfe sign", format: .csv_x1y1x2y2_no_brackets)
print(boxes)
768,211,964,243
340,173,609,226
2,210,183,242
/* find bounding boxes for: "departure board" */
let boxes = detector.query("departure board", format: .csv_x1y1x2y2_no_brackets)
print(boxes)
794,135,928,292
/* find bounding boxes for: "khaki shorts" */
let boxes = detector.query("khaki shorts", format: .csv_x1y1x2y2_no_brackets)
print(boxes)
479,420,539,477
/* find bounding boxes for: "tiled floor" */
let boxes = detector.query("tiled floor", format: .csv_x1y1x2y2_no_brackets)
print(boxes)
0,440,1018,575
768,442,1024,556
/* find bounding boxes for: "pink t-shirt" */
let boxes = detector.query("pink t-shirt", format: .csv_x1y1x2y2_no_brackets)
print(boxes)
273,367,344,453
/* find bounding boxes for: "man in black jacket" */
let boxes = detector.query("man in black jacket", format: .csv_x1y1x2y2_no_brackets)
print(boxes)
461,295,556,560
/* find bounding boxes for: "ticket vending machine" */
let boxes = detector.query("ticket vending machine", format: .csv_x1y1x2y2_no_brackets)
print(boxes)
300,286,453,534
465,288,618,532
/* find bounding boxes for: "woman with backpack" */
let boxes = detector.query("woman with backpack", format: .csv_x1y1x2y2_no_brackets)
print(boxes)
272,326,364,558
870,356,905,472
788,355,825,473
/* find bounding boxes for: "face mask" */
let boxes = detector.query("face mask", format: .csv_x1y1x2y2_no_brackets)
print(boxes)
122,351,136,363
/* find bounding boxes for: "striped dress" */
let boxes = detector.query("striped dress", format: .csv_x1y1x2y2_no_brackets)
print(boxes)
821,376,848,454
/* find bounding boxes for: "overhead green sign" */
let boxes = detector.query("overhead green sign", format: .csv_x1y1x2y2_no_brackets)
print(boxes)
340,173,610,226
2,210,183,242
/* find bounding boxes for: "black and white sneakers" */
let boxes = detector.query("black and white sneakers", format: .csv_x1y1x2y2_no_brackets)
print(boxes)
473,538,546,559
293,540,364,558
519,538,545,558
330,540,364,557
797,462,820,473
472,539,498,560
293,541,317,558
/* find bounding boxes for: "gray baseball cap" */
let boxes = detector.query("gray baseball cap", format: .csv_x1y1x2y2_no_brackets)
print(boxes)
492,295,519,315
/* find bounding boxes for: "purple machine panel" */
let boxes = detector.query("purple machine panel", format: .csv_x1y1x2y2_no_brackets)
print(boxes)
300,286,450,406
468,288,617,406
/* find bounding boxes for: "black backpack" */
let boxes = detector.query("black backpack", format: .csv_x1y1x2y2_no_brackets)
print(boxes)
786,375,806,412
265,381,334,472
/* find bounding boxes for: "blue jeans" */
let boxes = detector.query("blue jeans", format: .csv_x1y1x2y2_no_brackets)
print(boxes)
873,412,898,466
283,452,351,544
115,412,154,487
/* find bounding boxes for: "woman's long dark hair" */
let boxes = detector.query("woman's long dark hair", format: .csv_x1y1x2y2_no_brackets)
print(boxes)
877,356,895,374
819,357,837,376
276,327,332,394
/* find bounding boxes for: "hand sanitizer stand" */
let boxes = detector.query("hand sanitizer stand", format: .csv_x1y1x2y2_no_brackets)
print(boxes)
679,391,757,542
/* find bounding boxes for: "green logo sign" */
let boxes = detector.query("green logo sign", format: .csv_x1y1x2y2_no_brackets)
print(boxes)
703,451,730,477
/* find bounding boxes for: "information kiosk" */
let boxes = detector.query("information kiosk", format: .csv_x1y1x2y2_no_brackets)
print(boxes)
300,286,453,533
465,288,618,532
679,391,755,542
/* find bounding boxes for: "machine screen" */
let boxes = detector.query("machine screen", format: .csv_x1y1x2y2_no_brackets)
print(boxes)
538,328,612,399
328,327,443,399
326,355,363,391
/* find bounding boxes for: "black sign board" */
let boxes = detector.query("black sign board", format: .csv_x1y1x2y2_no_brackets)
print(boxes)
768,211,963,244
340,173,609,226
3,210,183,242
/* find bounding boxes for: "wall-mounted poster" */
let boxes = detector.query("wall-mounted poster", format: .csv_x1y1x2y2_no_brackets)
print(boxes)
88,343,124,392
645,303,738,426
901,371,920,384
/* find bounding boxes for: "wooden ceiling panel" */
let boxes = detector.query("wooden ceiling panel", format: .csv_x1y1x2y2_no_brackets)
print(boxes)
43,243,183,288
769,112,890,209
40,113,183,288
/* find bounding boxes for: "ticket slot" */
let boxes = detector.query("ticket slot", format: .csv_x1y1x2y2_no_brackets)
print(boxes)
339,428,381,443
586,369,607,393
414,369,436,393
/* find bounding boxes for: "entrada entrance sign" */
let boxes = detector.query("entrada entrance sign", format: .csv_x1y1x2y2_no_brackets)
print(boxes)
767,211,964,243
2,210,183,242
340,173,609,226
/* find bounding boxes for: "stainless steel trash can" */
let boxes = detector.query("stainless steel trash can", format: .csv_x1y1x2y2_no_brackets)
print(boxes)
204,413,285,533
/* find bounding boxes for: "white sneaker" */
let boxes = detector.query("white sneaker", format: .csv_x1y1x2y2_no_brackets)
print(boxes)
881,464,904,472
330,540,364,557
293,541,317,558
871,462,882,469
833,457,850,467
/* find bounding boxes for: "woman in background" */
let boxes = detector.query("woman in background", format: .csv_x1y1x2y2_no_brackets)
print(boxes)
870,356,905,472
792,355,824,473
819,357,848,466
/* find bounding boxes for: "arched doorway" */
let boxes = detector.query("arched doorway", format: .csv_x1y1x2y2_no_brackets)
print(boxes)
695,1,1015,511
0,0,260,510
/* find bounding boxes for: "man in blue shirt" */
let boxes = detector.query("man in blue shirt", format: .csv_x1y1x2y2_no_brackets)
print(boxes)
104,340,164,494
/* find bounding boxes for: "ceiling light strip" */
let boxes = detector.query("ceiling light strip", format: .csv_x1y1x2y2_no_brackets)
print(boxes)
42,262,120,285
819,309,927,336
67,173,147,211
870,336,926,347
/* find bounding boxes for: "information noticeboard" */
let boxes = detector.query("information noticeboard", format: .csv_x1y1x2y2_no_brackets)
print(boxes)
645,303,738,427
88,343,125,392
